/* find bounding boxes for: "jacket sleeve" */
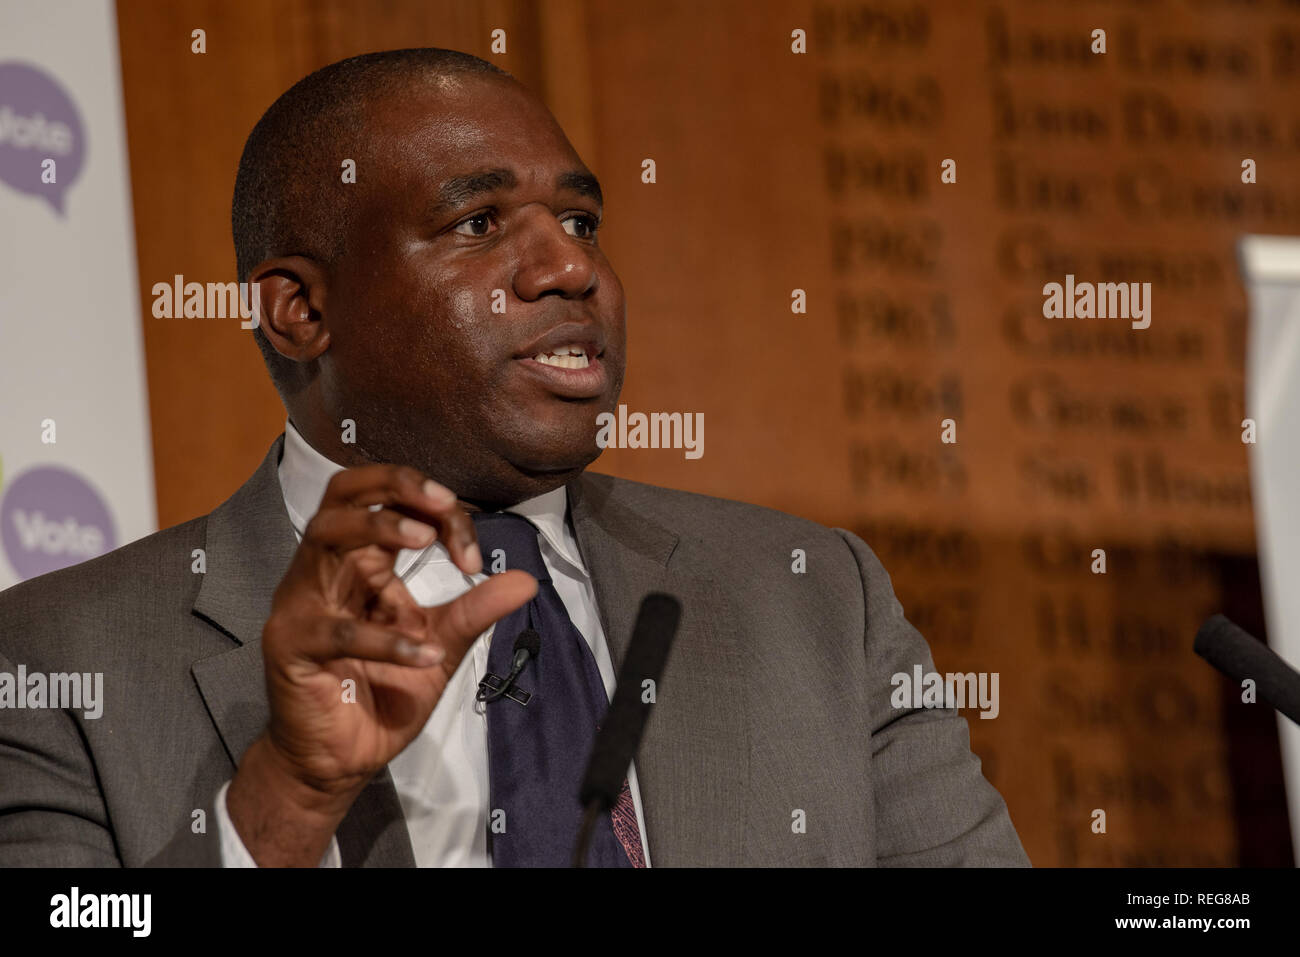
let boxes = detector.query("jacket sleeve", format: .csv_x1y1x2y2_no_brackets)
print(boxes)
0,647,122,866
0,647,222,867
833,528,1031,867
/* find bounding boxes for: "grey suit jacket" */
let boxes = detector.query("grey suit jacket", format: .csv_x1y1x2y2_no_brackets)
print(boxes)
0,435,1028,867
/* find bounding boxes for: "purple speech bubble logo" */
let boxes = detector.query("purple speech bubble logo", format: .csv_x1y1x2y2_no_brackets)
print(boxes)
0,62,86,217
0,465,116,581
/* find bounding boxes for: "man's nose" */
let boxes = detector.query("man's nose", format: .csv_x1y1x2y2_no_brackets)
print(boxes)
512,210,599,301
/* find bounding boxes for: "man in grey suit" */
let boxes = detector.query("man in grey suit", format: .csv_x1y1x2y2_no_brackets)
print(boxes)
0,49,1028,867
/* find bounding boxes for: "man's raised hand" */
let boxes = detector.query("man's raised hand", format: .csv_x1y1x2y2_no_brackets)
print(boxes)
226,464,536,866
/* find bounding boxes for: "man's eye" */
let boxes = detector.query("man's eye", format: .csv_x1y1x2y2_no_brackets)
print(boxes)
454,212,496,237
562,214,600,239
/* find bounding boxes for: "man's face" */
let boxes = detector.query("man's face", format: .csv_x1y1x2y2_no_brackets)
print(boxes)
318,73,626,507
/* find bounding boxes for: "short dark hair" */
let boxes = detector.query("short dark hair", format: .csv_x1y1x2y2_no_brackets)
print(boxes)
231,48,512,399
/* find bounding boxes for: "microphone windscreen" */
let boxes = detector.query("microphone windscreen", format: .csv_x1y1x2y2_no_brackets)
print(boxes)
513,628,541,658
1195,614,1300,725
580,593,681,809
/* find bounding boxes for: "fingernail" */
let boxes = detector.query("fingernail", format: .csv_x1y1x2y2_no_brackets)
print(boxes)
398,639,444,665
423,479,457,505
416,644,445,665
464,542,482,574
398,518,436,545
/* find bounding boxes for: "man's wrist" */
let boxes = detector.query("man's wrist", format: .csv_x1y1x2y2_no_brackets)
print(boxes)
226,734,360,866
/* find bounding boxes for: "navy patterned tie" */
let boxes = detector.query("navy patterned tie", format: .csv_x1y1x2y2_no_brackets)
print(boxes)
472,510,641,867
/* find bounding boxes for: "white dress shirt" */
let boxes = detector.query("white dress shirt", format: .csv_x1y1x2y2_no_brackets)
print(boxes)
213,419,651,867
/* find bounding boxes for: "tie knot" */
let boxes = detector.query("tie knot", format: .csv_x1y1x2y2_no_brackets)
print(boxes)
471,511,549,581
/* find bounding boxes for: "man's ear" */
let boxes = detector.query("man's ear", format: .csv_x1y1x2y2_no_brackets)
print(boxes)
248,256,330,362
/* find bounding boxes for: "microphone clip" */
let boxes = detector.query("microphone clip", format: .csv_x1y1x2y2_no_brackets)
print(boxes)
476,627,541,706
476,672,532,707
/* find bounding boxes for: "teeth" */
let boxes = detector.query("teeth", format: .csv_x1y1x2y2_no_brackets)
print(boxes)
534,352,590,369
532,345,590,369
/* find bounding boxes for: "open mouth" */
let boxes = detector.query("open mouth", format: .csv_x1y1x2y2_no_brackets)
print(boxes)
530,344,592,369
516,342,608,398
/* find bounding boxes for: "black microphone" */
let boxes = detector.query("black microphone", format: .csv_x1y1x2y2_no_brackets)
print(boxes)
573,592,681,867
476,628,541,704
1195,614,1300,726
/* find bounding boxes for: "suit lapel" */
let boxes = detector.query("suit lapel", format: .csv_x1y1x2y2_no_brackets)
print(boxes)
189,435,415,867
567,473,749,867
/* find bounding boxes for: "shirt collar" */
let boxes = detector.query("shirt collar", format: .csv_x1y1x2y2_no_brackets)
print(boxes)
277,418,588,578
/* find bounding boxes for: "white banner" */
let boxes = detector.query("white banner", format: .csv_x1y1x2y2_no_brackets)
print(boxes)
0,0,155,588
1239,233,1300,865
